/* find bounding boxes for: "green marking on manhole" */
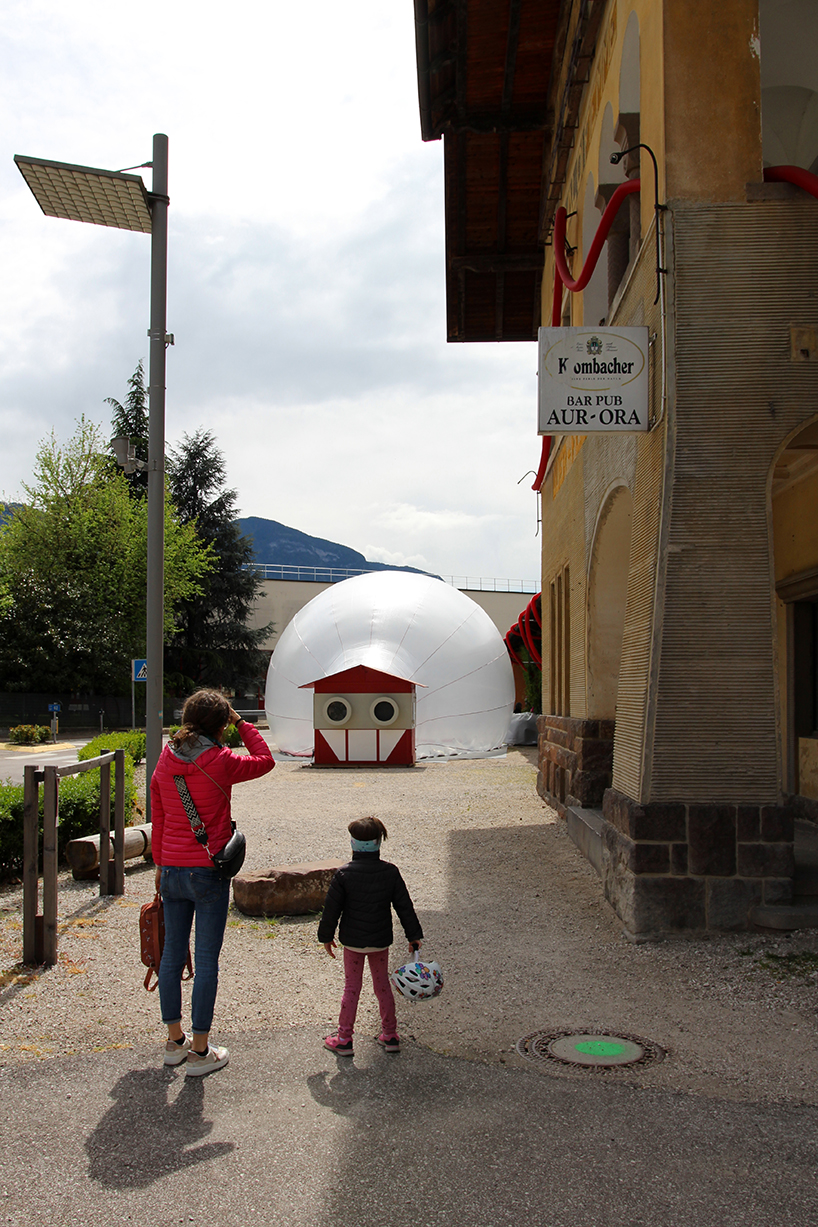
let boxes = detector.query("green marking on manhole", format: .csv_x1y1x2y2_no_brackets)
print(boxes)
574,1040,625,1057
516,1029,666,1070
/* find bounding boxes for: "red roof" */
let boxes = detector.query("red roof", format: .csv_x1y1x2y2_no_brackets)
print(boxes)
299,665,420,693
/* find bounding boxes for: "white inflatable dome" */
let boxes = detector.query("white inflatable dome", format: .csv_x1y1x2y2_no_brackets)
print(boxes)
265,571,514,758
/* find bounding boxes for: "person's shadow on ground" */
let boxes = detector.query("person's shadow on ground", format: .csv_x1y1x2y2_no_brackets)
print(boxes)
306,1065,372,1118
85,1067,234,1188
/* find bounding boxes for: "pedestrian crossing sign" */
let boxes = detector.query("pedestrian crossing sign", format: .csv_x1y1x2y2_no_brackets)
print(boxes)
132,658,148,681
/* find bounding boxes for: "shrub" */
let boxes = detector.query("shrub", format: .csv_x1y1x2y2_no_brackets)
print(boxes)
223,722,242,749
79,731,146,766
8,725,51,746
166,724,242,748
0,779,25,879
0,746,138,881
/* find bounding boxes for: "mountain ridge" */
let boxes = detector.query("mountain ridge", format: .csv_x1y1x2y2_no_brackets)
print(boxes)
236,516,437,578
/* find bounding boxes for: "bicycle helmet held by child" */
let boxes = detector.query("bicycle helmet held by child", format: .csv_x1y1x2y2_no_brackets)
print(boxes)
391,949,444,1001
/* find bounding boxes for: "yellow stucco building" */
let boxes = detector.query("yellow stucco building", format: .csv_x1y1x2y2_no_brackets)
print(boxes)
413,0,818,936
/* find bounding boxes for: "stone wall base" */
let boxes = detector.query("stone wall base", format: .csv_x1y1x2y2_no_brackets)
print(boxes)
601,788,795,937
789,793,818,826
536,714,614,815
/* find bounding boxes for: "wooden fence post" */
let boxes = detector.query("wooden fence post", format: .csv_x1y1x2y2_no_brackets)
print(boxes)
22,765,41,965
99,756,111,896
41,765,58,966
22,749,127,964
113,749,125,895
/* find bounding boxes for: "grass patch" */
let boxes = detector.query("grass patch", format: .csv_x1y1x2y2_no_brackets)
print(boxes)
747,950,818,979
227,912,279,939
0,963,39,989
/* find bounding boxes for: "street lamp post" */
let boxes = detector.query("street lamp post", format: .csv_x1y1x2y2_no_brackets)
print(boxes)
145,136,169,810
15,135,170,814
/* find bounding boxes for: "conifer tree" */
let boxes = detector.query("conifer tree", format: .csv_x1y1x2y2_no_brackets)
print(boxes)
165,428,272,695
105,360,149,499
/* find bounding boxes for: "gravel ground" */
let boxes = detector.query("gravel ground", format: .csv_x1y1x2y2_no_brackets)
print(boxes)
2,746,817,1104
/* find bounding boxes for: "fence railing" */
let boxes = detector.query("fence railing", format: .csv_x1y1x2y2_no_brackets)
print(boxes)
440,576,539,594
246,563,538,593
23,749,126,966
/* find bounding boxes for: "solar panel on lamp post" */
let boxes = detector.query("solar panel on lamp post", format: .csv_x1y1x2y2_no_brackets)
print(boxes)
15,135,169,817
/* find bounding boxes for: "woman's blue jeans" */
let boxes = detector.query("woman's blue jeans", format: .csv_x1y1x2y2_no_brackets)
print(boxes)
158,866,230,1034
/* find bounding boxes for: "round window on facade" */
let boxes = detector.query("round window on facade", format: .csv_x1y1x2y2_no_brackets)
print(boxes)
370,696,399,727
323,696,352,726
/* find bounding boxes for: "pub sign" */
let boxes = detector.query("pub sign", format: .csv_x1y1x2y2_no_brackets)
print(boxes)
538,326,649,434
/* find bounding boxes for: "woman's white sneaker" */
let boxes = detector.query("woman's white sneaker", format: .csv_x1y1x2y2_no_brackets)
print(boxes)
163,1034,192,1066
185,1044,229,1076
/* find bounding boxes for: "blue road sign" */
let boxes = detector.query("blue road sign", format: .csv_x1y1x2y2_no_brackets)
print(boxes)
48,703,61,713
132,658,148,682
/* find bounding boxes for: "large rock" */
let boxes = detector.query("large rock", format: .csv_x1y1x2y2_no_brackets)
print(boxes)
232,861,342,916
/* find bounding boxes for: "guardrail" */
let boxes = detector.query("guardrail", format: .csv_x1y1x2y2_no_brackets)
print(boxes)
441,576,539,594
245,563,538,593
23,749,126,966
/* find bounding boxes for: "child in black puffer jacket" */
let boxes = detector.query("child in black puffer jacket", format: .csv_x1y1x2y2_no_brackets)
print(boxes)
318,816,423,1056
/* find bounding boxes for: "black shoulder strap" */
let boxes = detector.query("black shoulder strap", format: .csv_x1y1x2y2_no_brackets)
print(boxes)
173,776,210,850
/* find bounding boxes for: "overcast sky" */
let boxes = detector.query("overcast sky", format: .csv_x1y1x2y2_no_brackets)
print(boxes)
0,1,541,584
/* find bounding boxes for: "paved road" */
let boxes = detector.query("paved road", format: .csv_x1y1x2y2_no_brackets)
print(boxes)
0,1027,815,1227
0,738,96,785
3,741,817,1224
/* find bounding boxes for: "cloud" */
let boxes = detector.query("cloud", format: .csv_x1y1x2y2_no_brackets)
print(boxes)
0,1,543,584
362,545,430,571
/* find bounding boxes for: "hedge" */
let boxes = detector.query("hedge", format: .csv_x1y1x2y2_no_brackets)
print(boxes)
79,731,146,766
0,744,138,881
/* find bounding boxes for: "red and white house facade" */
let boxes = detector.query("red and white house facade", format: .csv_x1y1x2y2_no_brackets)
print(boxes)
301,665,418,767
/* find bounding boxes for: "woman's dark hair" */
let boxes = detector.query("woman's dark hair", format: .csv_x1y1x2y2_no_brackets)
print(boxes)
348,816,388,842
171,689,231,749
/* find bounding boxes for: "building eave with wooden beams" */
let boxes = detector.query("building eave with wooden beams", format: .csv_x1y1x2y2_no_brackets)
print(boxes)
413,0,563,342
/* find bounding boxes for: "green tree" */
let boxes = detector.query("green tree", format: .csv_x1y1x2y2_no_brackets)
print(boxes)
165,428,272,694
0,417,212,694
105,359,149,499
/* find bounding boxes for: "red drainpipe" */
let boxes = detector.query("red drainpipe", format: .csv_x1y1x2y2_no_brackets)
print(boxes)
764,165,818,199
533,180,641,492
552,180,641,292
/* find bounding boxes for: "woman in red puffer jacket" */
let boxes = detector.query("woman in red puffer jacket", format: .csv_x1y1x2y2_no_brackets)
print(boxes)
150,689,274,1076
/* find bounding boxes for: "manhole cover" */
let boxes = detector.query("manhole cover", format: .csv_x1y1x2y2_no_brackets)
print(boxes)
516,1030,665,1070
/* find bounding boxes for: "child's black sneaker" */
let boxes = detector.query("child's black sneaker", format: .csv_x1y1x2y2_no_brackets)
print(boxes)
377,1034,401,1053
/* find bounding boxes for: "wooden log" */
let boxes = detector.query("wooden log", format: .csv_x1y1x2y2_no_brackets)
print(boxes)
66,825,151,878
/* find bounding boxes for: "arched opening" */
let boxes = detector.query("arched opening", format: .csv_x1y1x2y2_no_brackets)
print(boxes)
619,11,640,115
596,104,629,311
771,417,818,804
760,0,818,171
581,173,608,326
587,485,633,720
617,11,641,266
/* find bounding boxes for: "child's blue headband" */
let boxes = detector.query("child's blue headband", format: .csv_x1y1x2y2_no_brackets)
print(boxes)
351,837,381,852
